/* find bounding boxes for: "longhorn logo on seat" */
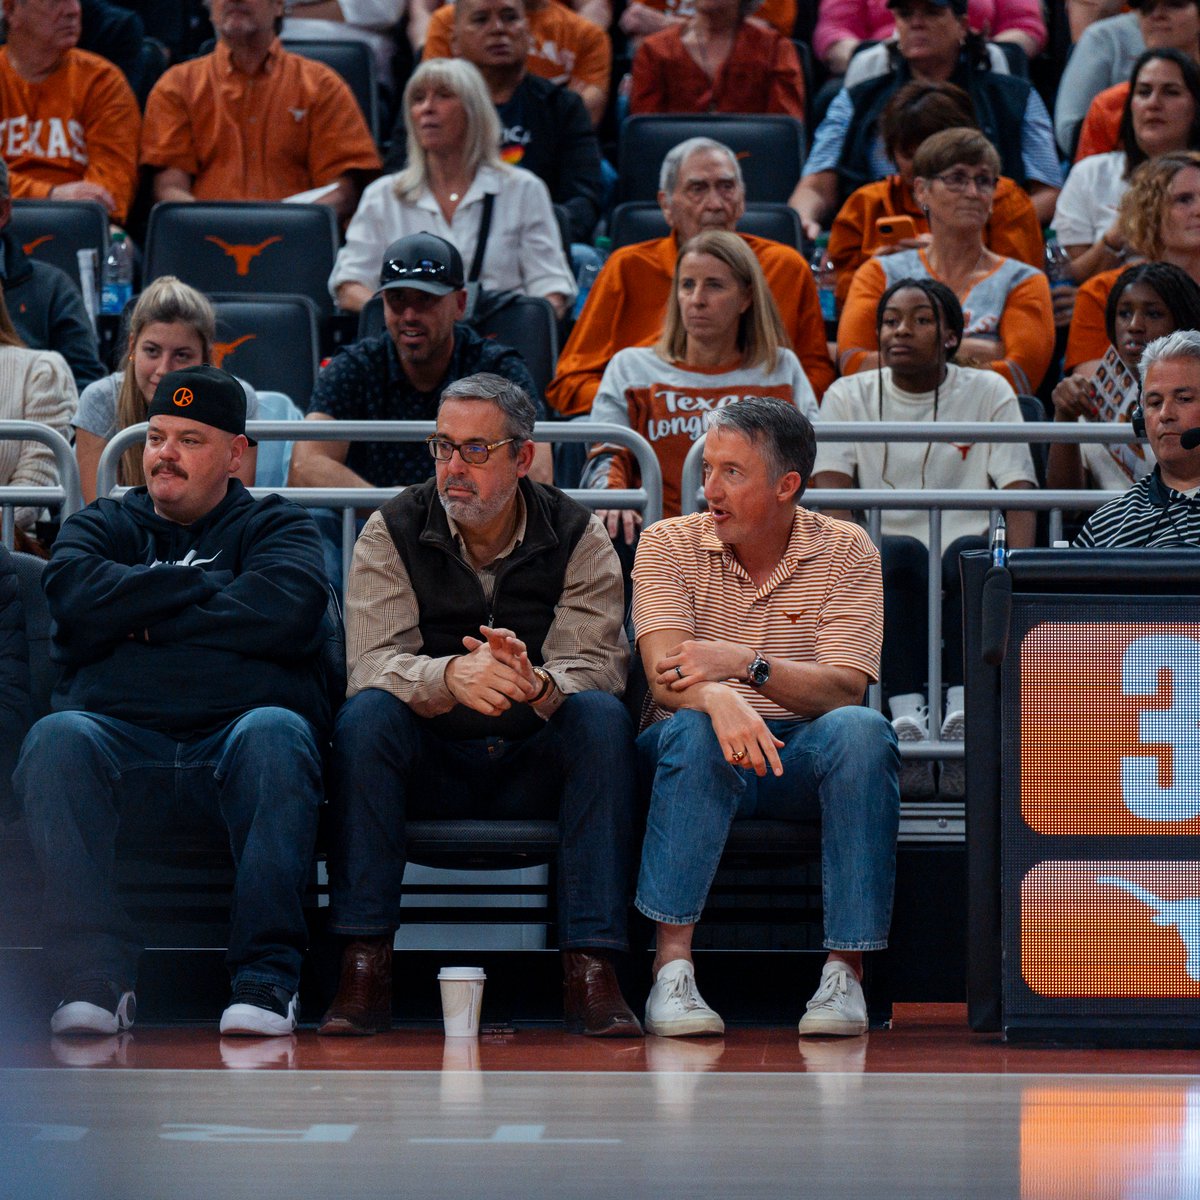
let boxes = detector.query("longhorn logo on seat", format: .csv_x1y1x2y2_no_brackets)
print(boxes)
211,334,256,368
204,236,283,277
21,234,53,255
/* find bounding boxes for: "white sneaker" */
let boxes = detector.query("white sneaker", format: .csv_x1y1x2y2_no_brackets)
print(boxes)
798,960,868,1037
889,692,935,798
219,980,299,1037
644,959,725,1037
937,686,965,797
50,982,136,1036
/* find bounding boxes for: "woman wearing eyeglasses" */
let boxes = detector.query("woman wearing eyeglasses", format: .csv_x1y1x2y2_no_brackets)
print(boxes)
837,127,1055,396
813,277,1036,795
581,230,818,544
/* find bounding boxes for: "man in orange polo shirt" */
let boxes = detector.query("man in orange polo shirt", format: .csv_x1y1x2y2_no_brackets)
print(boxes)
141,0,381,221
630,397,899,1037
422,0,612,123
0,0,140,224
546,137,835,418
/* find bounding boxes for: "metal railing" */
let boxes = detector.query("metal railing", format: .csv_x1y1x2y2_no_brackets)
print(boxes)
0,421,83,548
97,420,664,586
682,422,1140,743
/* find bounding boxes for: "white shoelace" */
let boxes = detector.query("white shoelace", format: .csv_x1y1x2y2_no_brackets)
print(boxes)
809,968,850,1008
664,971,705,1011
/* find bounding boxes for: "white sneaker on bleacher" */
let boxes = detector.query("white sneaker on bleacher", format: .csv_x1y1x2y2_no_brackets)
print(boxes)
645,959,724,1037
889,692,935,798
938,685,966,798
50,981,136,1036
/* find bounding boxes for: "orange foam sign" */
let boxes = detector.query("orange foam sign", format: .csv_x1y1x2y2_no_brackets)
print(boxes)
1022,861,1200,998
1020,623,1200,835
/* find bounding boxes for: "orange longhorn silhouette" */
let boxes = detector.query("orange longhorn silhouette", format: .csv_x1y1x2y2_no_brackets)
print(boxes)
204,235,283,276
21,234,54,255
211,333,256,368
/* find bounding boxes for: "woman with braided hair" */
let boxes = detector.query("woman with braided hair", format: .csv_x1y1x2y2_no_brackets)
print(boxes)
811,276,1037,796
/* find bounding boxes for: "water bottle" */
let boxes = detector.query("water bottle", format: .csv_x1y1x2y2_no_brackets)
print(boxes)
810,233,837,337
100,230,134,317
1044,228,1072,290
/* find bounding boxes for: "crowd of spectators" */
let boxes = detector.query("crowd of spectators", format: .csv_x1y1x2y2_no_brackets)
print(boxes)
7,0,1200,1038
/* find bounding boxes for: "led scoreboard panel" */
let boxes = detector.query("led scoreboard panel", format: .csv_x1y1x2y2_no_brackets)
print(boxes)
1002,598,1200,1036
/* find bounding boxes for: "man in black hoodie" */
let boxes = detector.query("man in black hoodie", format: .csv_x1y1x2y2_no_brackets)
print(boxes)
16,365,332,1039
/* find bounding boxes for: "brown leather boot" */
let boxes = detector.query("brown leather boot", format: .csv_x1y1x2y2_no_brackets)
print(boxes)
318,937,393,1036
562,950,643,1037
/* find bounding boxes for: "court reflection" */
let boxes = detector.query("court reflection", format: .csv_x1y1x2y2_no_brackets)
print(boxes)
1021,1080,1200,1198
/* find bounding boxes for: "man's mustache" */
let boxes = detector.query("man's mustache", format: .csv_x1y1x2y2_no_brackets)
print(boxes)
441,476,477,495
152,463,187,479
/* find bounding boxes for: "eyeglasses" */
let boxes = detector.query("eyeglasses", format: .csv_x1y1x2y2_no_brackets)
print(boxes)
426,435,518,464
933,170,998,194
380,257,462,288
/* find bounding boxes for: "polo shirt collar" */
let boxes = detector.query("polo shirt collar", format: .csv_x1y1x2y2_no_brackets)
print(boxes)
698,506,827,592
215,37,283,77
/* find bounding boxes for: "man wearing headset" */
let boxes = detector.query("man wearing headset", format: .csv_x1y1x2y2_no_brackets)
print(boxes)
1076,330,1200,547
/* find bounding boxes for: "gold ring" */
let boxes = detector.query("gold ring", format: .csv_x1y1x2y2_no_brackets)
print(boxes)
730,750,745,764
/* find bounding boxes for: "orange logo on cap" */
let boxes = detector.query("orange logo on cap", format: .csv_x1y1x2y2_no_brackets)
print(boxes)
172,387,194,407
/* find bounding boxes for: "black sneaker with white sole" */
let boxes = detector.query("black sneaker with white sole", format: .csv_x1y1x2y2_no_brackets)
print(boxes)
220,980,299,1037
50,981,136,1036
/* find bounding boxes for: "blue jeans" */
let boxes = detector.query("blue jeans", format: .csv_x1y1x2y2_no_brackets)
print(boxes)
327,688,637,952
16,707,324,993
635,707,900,949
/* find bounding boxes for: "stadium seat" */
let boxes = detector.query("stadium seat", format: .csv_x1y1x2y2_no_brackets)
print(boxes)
617,114,807,205
608,201,804,251
8,199,108,293
357,294,559,398
209,293,321,408
144,202,339,316
281,37,381,144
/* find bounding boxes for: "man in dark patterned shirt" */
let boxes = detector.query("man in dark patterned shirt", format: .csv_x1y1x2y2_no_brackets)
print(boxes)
1076,331,1200,549
289,233,543,490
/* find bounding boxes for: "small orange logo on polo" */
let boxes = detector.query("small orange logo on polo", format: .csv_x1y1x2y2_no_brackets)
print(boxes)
204,235,283,277
172,387,194,407
21,235,53,255
211,334,255,368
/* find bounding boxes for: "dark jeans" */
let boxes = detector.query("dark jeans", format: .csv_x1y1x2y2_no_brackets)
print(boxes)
16,707,324,993
880,534,985,700
327,688,637,952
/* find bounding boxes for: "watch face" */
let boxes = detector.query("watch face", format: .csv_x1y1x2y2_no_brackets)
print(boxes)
749,656,770,686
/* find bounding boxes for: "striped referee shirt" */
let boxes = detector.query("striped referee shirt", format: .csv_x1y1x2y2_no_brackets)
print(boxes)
631,508,883,728
1074,468,1200,548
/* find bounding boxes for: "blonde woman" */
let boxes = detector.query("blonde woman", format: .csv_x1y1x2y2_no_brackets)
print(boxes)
584,229,818,540
328,58,575,317
74,277,258,502
0,282,75,534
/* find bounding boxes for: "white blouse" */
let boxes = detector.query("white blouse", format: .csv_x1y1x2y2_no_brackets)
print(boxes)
1052,151,1129,248
329,163,576,304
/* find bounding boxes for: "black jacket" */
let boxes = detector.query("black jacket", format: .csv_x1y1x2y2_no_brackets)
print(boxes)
45,481,334,738
0,229,105,389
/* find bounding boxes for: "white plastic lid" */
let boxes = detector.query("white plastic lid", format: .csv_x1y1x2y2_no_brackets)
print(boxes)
438,966,487,980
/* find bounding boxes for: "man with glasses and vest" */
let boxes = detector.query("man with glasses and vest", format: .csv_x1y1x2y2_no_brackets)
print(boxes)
318,371,643,1038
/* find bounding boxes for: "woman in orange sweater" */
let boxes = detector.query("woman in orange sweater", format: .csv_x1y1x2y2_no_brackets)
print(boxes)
837,126,1054,396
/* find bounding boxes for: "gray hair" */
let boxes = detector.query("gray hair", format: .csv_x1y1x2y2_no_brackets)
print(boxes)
706,397,816,502
1139,330,1200,391
394,59,504,204
659,138,744,196
440,373,536,445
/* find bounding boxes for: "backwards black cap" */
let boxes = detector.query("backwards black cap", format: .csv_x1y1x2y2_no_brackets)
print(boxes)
147,365,256,446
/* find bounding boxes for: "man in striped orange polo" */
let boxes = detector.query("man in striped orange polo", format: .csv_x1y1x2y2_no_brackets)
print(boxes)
630,396,901,1038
